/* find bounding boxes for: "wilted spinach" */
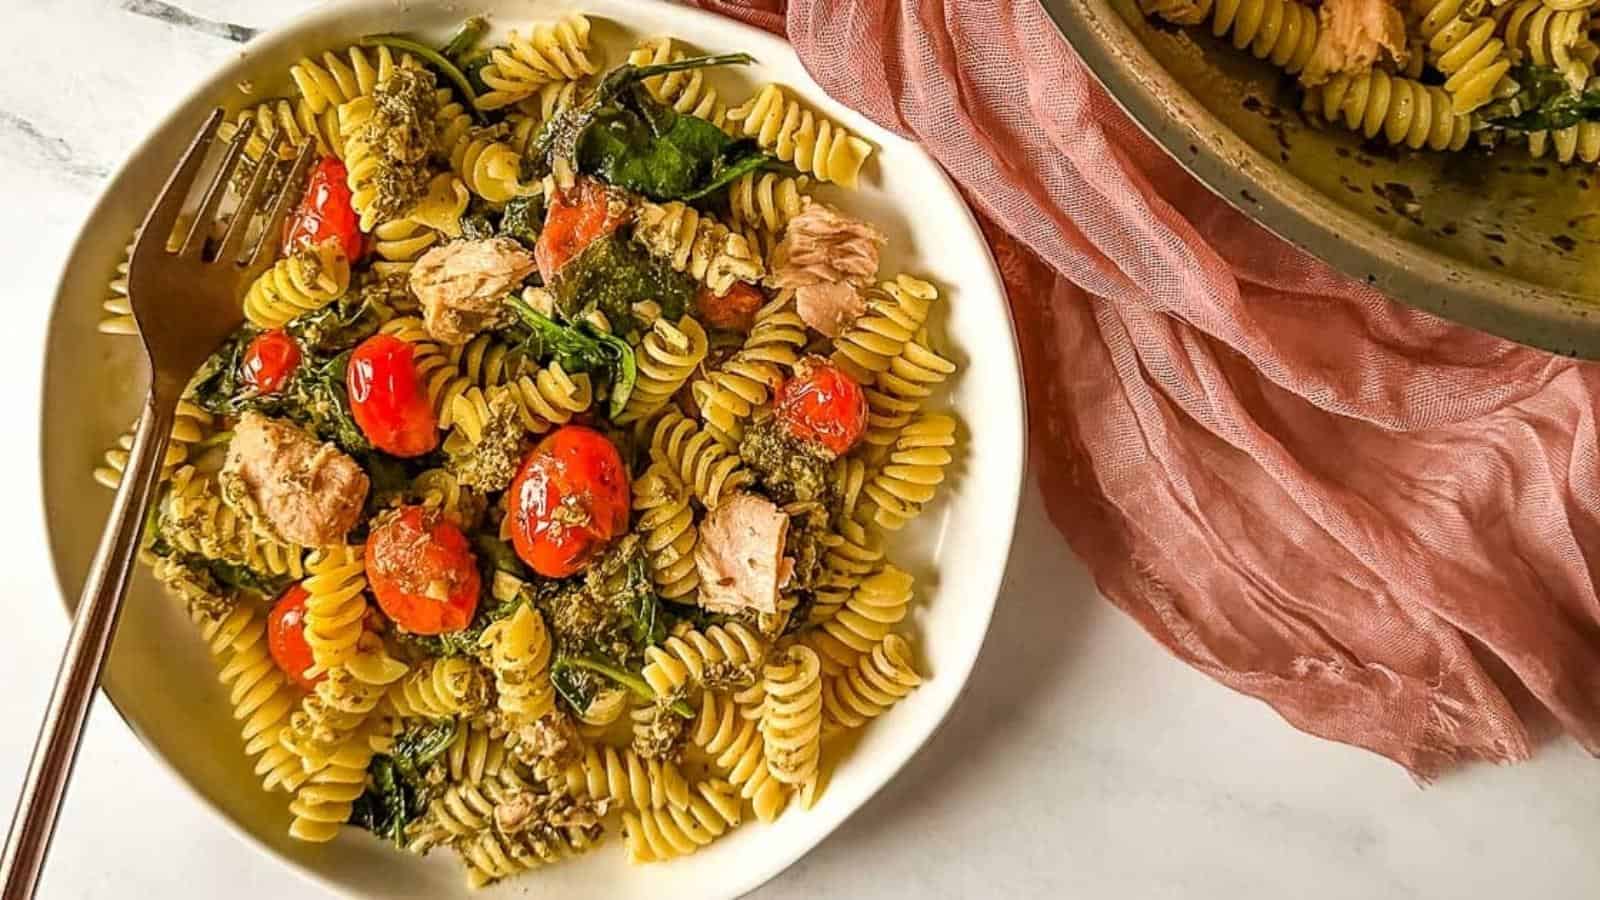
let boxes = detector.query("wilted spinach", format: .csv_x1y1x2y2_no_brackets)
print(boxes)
528,52,778,200
1486,66,1600,131
544,232,695,332
508,292,638,417
361,33,483,121
438,16,487,66
498,194,545,249
350,719,458,847
553,655,692,718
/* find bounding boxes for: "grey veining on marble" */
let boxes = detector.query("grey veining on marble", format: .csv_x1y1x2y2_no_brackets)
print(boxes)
1,2,1599,898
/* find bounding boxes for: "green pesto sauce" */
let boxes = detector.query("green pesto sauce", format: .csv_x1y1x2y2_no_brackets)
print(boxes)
551,233,694,332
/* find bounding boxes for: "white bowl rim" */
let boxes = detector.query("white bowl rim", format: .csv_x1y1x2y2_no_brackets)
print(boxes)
36,2,1028,897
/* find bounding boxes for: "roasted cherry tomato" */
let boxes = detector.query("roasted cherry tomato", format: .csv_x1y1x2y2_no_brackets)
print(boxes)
267,584,322,690
348,334,439,457
773,356,868,457
507,425,630,578
283,156,363,261
534,177,629,282
696,281,764,332
240,329,302,395
365,505,480,635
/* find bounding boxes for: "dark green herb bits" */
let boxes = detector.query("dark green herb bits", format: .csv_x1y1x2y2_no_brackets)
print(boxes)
1486,66,1596,132
547,233,695,332
498,194,546,249
508,291,639,417
349,719,458,847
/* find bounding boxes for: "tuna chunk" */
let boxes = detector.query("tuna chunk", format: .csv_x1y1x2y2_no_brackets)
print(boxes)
795,280,866,338
220,412,369,547
1300,0,1408,87
409,237,537,345
694,493,791,616
769,200,885,289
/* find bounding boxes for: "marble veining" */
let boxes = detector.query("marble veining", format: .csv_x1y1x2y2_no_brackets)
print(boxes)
120,0,259,43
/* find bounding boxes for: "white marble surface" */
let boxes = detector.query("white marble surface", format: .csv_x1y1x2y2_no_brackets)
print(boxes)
3,1,1600,897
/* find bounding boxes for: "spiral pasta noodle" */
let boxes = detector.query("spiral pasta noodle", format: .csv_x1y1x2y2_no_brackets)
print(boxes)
198,606,304,790
622,779,742,863
476,13,598,110
1527,121,1600,164
94,400,216,490
446,721,511,785
500,363,594,435
221,97,339,164
691,691,789,822
821,633,922,733
480,604,556,725
1145,0,1318,75
242,239,351,329
727,84,874,187
830,274,939,384
1503,0,1598,92
632,463,701,603
290,44,414,115
289,722,380,842
558,744,691,811
694,298,807,448
641,622,767,698
96,240,136,335
805,565,913,674
457,819,603,887
433,87,535,204
380,316,471,427
387,656,492,719
163,467,307,579
759,646,823,786
1414,0,1512,113
617,316,708,424
809,518,886,627
301,545,368,677
627,37,732,127
1303,70,1472,152
649,409,754,508
861,414,957,530
633,201,766,295
863,338,957,449
729,172,810,244
280,665,391,773
369,218,440,277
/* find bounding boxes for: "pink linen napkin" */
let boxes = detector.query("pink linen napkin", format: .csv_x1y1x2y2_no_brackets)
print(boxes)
692,0,1600,778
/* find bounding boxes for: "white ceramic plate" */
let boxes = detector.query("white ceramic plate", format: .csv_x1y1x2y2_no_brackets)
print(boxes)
38,1,1025,896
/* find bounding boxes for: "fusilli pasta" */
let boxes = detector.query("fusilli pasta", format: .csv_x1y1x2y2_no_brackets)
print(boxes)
616,315,708,424
476,14,598,110
821,633,922,733
759,646,823,786
727,84,874,187
633,201,766,295
242,239,350,329
480,603,556,725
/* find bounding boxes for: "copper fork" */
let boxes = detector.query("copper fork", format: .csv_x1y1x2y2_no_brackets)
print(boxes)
0,110,314,899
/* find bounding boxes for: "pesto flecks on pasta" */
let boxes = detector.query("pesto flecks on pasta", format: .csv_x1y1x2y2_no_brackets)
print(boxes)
105,14,955,886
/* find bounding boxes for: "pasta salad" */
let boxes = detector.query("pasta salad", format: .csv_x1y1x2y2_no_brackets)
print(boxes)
94,12,961,888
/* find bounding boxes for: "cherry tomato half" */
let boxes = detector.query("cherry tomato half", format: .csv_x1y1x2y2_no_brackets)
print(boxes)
348,334,439,457
773,356,868,458
696,281,764,332
241,329,302,395
535,177,629,282
365,505,480,635
507,425,630,578
283,156,363,261
267,584,323,690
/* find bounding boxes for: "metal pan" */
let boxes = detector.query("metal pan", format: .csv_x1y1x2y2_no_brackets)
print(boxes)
1041,0,1600,358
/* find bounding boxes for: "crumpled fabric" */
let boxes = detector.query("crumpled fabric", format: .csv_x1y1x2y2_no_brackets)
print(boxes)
692,0,1600,778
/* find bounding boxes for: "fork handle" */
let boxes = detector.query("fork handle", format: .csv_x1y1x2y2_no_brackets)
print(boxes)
1,391,177,900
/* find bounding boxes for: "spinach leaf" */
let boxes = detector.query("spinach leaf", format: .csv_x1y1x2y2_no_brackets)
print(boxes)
545,232,695,329
554,655,693,717
577,83,782,200
188,333,372,458
459,210,497,241
530,53,757,181
508,293,638,417
1487,66,1600,131
284,289,387,356
473,532,528,578
295,350,371,456
350,720,458,847
498,195,545,249
198,557,291,597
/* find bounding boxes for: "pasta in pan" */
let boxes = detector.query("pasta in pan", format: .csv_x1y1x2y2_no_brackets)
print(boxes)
1141,0,1600,161
95,12,958,888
